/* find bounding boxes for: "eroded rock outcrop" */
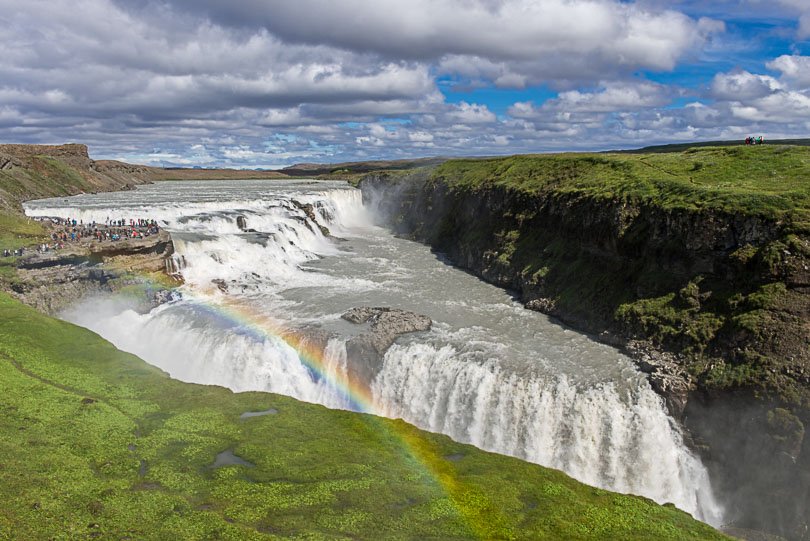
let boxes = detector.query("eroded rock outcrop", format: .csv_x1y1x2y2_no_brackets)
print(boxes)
292,199,331,237
627,340,693,418
11,231,176,314
342,307,432,385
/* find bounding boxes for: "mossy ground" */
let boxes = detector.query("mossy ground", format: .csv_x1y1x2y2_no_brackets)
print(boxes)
434,145,810,231
0,292,727,540
0,212,47,252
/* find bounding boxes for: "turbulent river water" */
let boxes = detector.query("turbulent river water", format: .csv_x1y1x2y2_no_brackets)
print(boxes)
25,179,724,524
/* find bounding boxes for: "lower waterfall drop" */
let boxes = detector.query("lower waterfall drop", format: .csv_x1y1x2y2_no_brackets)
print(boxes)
372,342,723,524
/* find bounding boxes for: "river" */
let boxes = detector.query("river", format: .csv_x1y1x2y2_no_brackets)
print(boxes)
24,179,724,524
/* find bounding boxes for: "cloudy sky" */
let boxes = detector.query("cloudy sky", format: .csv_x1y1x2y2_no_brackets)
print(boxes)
1,0,809,167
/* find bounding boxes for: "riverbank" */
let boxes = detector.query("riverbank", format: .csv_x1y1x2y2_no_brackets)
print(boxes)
359,145,810,540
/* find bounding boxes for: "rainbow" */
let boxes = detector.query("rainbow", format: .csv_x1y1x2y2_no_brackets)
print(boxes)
128,278,510,538
183,292,375,412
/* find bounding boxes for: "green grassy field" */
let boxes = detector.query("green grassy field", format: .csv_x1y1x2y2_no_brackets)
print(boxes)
433,145,810,231
0,212,48,286
0,212,47,250
0,291,728,540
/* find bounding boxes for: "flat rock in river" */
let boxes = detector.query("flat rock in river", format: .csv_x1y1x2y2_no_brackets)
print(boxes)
342,307,432,354
342,307,432,385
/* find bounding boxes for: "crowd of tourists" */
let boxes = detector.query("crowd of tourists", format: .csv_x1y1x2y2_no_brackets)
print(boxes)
745,135,764,145
1,216,162,256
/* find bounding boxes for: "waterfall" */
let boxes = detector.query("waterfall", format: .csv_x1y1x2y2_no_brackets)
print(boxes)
28,179,724,526
372,342,723,524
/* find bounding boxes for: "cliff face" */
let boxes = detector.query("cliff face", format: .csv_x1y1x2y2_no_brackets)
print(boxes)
0,143,91,163
0,144,156,212
360,169,810,540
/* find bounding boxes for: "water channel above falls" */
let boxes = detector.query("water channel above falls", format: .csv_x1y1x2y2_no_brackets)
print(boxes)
25,179,724,524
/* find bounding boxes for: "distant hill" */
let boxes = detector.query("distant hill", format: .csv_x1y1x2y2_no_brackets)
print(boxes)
116,165,287,181
0,144,290,213
620,138,810,154
283,156,447,177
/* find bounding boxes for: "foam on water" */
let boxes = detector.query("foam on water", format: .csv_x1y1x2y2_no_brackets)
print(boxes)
373,341,721,523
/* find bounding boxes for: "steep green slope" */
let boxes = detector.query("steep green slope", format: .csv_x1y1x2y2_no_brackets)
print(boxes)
0,291,726,540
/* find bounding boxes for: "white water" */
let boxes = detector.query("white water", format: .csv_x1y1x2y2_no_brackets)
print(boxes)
25,179,724,524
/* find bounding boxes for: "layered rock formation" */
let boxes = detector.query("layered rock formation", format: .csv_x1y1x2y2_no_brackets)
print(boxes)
11,230,176,315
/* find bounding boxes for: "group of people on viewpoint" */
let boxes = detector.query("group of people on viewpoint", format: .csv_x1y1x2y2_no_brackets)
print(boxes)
2,216,161,257
745,135,764,145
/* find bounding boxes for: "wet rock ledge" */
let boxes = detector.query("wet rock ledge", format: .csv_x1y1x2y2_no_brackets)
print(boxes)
9,230,177,314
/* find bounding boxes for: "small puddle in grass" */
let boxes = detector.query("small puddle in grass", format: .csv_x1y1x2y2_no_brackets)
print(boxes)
212,449,255,468
240,408,278,419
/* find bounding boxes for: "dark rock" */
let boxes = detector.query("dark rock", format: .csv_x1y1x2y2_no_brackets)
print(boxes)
342,307,431,354
685,393,810,540
342,307,431,384
525,297,556,314
152,289,178,306
211,279,228,293
626,340,693,419
291,199,330,237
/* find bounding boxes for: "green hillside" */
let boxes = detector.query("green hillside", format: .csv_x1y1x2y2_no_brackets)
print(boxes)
434,145,810,231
